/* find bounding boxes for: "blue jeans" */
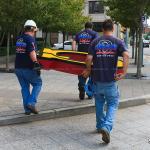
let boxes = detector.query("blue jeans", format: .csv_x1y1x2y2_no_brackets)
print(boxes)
78,76,93,97
15,69,42,113
94,81,119,133
84,77,94,97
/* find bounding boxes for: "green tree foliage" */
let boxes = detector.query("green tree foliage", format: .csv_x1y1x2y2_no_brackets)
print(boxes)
102,0,150,28
0,0,89,49
0,0,89,34
0,0,46,34
39,0,89,34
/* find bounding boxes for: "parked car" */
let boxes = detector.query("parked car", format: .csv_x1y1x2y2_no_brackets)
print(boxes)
53,41,73,50
143,39,149,48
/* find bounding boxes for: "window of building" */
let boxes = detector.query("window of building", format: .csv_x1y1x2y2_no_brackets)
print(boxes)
89,1,104,14
93,22,103,32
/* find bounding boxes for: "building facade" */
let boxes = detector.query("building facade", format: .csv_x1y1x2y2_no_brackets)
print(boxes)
84,0,108,32
84,0,119,37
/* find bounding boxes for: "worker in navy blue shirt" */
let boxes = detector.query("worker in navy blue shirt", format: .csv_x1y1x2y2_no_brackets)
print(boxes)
72,22,99,100
15,20,42,115
82,19,129,144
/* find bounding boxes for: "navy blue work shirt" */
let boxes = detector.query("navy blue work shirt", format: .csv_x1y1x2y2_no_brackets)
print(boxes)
15,33,37,69
74,29,99,52
88,35,127,82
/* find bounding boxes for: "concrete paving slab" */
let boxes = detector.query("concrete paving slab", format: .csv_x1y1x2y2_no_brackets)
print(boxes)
0,104,150,150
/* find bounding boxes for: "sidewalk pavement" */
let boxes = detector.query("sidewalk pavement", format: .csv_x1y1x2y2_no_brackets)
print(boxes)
0,104,150,150
0,47,150,125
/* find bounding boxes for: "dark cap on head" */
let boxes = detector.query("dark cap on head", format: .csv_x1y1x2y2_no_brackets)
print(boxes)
85,22,93,29
102,19,114,31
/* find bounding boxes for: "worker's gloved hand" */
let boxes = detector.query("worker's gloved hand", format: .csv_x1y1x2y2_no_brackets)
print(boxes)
36,70,41,76
33,61,41,76
33,61,41,70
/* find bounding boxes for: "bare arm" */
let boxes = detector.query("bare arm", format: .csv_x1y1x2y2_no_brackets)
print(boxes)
86,55,93,72
72,40,77,51
30,50,37,62
116,51,129,80
122,51,129,75
82,55,93,78
30,50,41,72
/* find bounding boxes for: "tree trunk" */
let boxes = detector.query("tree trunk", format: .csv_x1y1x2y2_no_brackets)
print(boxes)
66,32,69,40
124,30,128,48
134,29,138,65
132,30,135,59
137,18,143,78
46,32,50,47
50,32,52,47
62,32,65,49
6,32,10,71
44,31,48,47
0,32,5,46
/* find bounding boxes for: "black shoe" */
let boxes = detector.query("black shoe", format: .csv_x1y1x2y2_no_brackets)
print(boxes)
79,91,85,100
27,105,39,114
78,86,85,100
88,96,93,99
25,112,31,115
97,128,102,133
100,129,110,144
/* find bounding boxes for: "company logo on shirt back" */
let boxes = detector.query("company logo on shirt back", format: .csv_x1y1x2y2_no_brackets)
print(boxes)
79,32,92,44
16,38,26,53
95,40,117,57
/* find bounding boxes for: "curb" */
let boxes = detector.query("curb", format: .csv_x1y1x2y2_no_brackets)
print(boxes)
0,95,150,126
0,68,14,73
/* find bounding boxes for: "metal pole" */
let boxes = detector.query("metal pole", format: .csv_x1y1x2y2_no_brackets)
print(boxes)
125,29,128,49
137,17,143,78
142,39,144,67
6,32,10,71
132,31,135,59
